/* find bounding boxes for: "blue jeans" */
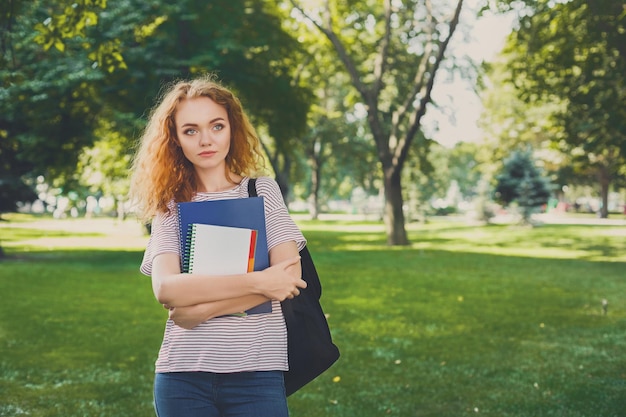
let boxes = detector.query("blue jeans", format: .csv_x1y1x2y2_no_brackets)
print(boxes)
153,371,289,417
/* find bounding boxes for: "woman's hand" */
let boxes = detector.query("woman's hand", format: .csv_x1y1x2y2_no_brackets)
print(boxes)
255,256,307,301
166,304,211,329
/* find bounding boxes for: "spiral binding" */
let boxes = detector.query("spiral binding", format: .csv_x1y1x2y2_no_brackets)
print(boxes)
177,208,185,271
182,224,195,273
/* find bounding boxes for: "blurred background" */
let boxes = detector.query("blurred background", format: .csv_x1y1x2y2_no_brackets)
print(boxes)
1,0,624,240
2,2,626,416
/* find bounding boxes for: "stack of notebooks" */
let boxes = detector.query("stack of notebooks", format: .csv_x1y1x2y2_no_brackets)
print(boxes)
177,197,271,315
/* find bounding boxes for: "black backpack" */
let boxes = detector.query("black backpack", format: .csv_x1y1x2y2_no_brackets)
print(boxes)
248,178,340,396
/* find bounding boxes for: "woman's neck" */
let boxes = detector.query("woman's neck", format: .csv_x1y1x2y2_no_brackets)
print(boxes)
196,172,243,193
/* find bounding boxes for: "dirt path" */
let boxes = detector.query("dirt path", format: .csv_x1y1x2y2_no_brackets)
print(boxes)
1,217,149,250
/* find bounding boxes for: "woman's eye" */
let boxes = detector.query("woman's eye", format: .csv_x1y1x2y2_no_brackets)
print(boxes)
212,124,224,131
183,128,198,135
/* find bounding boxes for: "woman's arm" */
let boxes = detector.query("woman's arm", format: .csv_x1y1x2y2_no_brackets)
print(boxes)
167,293,269,329
151,241,305,308
167,240,304,328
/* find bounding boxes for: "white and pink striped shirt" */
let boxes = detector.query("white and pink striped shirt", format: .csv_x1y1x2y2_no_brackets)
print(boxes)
140,176,306,373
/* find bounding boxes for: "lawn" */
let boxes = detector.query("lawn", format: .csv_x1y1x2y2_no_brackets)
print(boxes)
1,214,625,417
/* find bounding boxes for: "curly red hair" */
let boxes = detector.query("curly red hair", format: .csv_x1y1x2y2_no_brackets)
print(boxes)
129,75,266,222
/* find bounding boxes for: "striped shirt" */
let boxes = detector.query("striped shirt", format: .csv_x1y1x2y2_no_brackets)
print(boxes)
140,176,306,373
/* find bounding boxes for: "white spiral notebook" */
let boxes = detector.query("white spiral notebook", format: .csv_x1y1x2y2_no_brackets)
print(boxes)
185,223,258,276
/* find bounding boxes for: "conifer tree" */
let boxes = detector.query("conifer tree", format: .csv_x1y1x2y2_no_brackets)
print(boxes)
494,150,551,224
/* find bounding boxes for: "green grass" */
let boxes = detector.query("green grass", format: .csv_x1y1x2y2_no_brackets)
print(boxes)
1,215,625,416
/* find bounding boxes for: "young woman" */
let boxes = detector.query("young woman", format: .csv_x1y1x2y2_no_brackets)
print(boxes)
129,75,307,417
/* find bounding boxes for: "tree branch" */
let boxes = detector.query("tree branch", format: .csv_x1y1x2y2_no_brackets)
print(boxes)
290,0,391,162
390,0,435,140
393,0,465,172
372,0,393,98
289,0,370,100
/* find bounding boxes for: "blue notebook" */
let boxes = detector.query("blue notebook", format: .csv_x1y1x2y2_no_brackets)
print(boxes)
177,197,271,315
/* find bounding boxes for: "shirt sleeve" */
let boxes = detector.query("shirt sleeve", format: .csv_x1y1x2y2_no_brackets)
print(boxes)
255,177,307,252
139,206,180,276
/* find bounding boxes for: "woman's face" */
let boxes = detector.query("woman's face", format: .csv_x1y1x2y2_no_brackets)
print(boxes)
174,96,231,175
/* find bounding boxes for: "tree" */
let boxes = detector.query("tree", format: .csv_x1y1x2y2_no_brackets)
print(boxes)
285,24,375,218
290,0,466,245
477,51,568,212
90,0,311,200
0,0,109,218
301,89,364,219
0,0,311,217
494,149,551,224
501,0,626,218
76,119,135,219
448,141,482,201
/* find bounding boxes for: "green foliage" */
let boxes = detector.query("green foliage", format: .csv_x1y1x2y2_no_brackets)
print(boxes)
478,57,565,174
32,0,106,45
0,176,37,214
510,0,626,148
403,139,442,216
500,0,626,217
403,141,482,220
1,0,108,210
447,142,483,200
494,149,551,223
291,0,468,244
76,119,134,200
1,216,625,416
1,0,311,214
294,39,378,206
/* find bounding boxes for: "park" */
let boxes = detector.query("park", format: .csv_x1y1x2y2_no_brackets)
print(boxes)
1,212,625,416
1,1,625,416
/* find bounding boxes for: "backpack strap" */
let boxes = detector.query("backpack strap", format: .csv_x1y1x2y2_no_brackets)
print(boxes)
247,178,257,197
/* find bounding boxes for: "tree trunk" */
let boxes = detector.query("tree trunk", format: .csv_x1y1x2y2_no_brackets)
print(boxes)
116,197,126,222
275,170,290,202
383,167,409,245
274,154,292,203
261,141,292,204
309,149,322,220
308,158,320,220
597,164,610,218
308,195,319,220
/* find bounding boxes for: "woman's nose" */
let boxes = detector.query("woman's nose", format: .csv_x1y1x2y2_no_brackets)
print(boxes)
199,131,211,146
